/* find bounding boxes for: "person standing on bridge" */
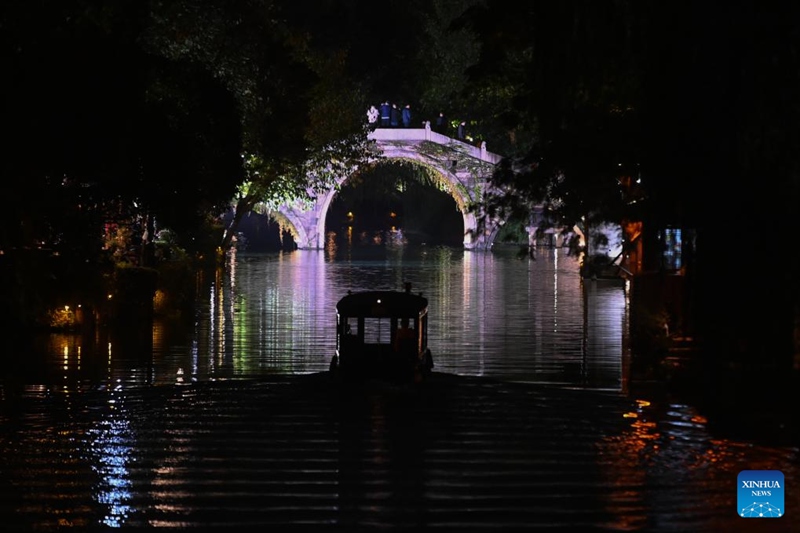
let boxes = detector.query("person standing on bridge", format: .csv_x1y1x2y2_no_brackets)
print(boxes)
457,120,466,140
380,101,391,127
390,103,401,127
402,104,412,127
435,111,448,134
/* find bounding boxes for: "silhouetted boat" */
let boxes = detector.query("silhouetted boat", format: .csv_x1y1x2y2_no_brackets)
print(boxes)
330,282,434,383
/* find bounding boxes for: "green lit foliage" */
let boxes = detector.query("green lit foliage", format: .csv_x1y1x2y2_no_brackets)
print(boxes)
184,2,382,250
494,218,529,244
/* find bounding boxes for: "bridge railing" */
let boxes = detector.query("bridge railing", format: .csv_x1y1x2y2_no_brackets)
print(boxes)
368,125,502,166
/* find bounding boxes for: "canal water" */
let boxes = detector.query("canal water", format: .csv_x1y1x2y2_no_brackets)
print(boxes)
1,242,798,531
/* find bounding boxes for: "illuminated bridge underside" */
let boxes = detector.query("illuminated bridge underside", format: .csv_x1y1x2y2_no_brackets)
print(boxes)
275,126,503,250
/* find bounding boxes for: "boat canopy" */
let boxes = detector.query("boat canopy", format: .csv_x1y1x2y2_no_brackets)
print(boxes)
336,290,428,319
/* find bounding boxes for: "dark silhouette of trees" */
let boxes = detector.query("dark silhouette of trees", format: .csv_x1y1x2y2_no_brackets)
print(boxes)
1,0,375,330
459,1,645,267
2,1,245,253
460,1,800,378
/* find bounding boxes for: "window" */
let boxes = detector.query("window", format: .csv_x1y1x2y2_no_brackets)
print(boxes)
363,317,392,344
662,228,682,270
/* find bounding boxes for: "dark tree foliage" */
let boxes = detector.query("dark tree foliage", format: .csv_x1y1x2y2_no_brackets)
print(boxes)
1,0,370,259
459,1,645,156
1,0,244,256
140,0,318,162
464,0,800,375
0,0,315,329
484,106,642,233
132,59,243,245
275,0,483,125
463,0,646,251
276,0,425,108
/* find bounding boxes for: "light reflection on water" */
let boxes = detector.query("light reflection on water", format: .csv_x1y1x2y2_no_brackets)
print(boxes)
149,244,626,389
2,242,798,530
22,245,626,392
86,386,134,528
598,399,799,531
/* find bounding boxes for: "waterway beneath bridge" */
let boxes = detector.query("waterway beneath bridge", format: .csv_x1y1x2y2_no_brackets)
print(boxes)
1,241,797,531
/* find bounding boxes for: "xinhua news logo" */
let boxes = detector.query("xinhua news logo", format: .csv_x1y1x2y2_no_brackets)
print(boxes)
738,470,784,518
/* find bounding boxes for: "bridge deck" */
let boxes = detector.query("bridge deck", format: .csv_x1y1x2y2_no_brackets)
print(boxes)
368,126,502,165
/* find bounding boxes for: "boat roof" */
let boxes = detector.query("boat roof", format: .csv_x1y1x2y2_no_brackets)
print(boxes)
336,290,428,318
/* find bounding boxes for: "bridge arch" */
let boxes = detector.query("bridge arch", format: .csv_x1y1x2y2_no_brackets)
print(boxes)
273,125,503,250
316,156,473,248
250,205,309,249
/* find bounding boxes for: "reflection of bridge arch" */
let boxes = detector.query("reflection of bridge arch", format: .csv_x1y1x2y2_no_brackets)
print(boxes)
274,124,503,250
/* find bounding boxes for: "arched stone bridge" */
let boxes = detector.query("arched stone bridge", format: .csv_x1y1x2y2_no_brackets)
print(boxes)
273,124,504,250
